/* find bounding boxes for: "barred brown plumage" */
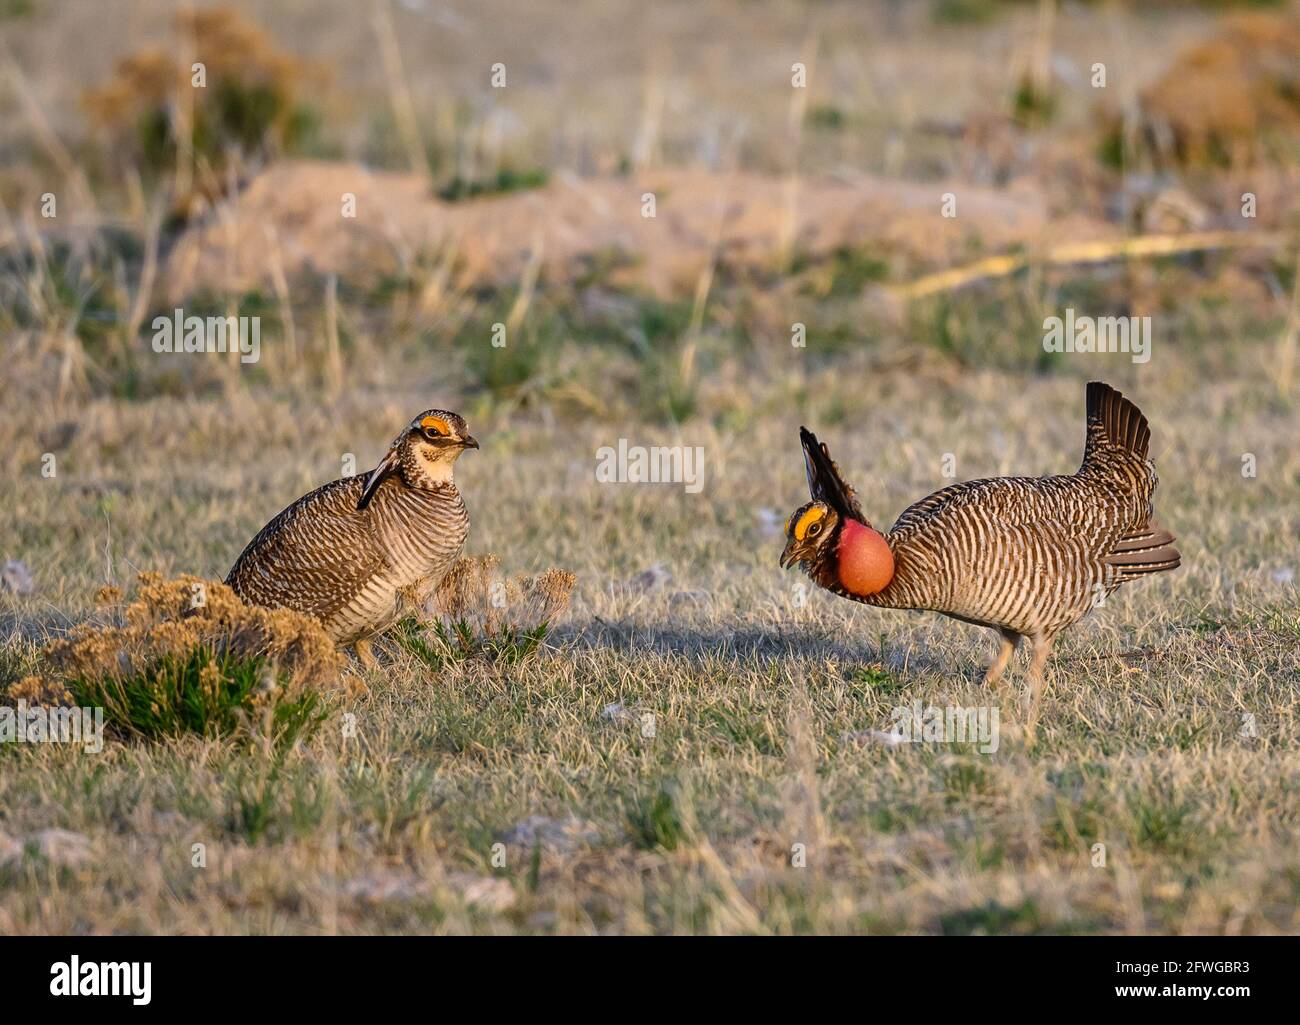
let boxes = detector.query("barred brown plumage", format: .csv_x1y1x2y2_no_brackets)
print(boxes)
780,382,1180,728
225,409,478,664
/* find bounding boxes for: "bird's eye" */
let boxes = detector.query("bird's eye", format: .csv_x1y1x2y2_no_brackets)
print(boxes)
423,427,442,440
807,522,822,537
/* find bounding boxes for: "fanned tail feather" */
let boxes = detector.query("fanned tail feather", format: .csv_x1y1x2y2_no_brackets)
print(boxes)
1083,381,1150,466
1105,524,1181,578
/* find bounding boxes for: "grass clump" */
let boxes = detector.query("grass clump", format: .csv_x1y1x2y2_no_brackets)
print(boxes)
1129,796,1205,859
939,899,1045,936
69,648,325,746
1012,75,1057,130
626,786,686,851
392,616,551,670
793,245,890,299
1096,10,1300,169
932,0,1006,26
805,104,847,131
6,573,348,744
393,555,575,669
460,320,556,402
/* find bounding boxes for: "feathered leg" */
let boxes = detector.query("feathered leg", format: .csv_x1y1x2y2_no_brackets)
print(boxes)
1024,631,1056,741
983,628,1020,686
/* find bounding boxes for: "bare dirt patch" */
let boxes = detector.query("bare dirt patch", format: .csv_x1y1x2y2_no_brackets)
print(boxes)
163,160,1108,301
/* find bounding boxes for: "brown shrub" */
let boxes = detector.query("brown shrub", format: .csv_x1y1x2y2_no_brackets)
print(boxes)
429,555,576,636
1107,12,1300,169
82,6,323,214
7,572,350,708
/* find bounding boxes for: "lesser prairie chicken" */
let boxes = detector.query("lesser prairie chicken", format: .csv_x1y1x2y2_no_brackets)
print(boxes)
780,382,1180,722
226,409,478,663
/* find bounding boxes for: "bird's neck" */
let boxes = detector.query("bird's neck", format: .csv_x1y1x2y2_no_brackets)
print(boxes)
402,448,459,487
836,519,896,596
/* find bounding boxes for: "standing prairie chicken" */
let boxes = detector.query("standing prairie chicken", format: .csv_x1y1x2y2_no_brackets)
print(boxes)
226,409,478,664
780,382,1180,722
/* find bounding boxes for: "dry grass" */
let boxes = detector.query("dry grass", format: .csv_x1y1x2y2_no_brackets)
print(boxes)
1,362,1297,934
40,574,343,688
0,0,1298,935
428,555,575,633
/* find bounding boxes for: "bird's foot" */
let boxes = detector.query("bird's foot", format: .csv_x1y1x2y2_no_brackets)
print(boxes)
353,638,377,670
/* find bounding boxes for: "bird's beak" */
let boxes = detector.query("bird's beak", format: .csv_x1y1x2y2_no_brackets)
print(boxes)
780,538,800,570
461,435,480,450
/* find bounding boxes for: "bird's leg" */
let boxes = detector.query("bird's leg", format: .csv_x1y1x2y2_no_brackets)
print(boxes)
1023,632,1055,742
353,638,377,670
983,629,1020,686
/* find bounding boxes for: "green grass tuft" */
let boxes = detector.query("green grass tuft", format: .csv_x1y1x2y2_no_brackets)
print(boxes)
67,648,325,746
438,167,550,202
391,616,551,670
625,786,686,851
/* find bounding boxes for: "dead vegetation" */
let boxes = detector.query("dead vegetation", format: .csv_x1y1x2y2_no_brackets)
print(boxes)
1103,10,1300,170
6,574,351,741
82,7,324,216
429,555,575,635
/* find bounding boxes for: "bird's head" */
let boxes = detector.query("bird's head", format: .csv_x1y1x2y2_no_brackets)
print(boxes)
357,409,479,510
780,427,895,596
404,410,478,468
780,500,840,574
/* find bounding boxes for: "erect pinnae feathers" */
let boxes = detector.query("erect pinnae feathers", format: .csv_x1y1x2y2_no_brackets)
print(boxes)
799,426,866,523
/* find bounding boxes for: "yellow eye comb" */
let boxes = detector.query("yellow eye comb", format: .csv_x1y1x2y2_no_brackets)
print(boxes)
794,506,826,541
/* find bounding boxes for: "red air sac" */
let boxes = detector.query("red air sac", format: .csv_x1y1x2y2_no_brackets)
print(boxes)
837,519,895,596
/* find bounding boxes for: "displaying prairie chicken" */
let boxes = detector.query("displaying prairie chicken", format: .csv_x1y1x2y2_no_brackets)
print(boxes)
780,382,1180,719
226,409,478,664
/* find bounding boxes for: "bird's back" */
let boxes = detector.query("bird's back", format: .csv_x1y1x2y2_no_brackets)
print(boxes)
864,383,1176,635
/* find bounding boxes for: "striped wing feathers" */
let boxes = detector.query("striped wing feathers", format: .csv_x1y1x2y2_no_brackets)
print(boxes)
225,477,384,623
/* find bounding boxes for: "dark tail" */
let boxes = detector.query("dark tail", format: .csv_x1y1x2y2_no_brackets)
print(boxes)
1084,384,1180,577
1082,381,1150,468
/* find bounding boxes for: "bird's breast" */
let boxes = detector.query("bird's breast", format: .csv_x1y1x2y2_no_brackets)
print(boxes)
370,485,469,587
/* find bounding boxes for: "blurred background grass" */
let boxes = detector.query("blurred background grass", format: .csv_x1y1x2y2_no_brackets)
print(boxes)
2,0,1298,422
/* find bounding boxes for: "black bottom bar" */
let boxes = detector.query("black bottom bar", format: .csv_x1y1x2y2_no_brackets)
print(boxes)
0,935,1289,1013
